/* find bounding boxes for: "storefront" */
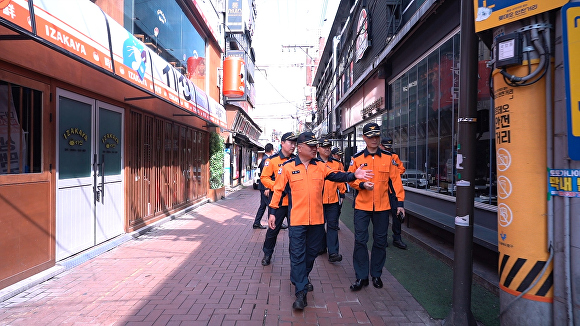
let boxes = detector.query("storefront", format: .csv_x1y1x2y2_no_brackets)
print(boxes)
0,0,225,289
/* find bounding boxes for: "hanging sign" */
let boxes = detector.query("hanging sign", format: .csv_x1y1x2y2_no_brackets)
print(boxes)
474,0,569,32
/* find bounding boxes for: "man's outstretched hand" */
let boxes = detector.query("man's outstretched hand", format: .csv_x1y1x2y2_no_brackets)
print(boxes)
354,165,374,180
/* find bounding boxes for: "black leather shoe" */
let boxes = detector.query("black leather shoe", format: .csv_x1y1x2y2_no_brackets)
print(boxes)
306,282,313,292
292,290,308,310
281,223,288,229
328,253,342,262
349,278,369,291
261,254,271,266
372,277,383,288
252,224,267,229
393,239,407,249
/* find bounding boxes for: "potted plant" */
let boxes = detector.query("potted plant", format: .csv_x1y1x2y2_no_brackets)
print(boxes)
208,131,225,202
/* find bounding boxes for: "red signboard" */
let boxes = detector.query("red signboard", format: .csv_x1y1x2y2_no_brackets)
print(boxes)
0,0,32,32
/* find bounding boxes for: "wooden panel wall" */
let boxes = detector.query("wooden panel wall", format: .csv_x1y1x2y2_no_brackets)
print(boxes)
0,182,52,289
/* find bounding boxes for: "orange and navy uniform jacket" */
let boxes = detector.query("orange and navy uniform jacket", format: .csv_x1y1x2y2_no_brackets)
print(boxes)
320,156,347,204
347,148,405,211
387,150,406,174
269,157,357,226
260,152,295,207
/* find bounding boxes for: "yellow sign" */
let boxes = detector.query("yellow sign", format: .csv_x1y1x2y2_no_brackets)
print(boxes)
563,3,580,160
474,0,569,32
494,65,552,301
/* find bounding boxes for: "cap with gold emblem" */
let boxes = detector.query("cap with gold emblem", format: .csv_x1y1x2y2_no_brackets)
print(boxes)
281,132,297,141
319,138,332,147
296,132,319,145
362,122,381,137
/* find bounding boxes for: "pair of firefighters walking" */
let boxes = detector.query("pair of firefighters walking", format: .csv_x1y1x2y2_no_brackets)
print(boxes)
254,123,406,310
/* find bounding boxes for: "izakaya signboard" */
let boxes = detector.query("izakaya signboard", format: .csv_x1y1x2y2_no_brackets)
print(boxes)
0,0,31,32
0,0,226,128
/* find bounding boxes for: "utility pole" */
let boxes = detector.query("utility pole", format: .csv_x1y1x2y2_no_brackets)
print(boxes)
444,0,478,324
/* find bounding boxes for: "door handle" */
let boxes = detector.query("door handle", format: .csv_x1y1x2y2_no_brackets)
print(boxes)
93,154,100,202
100,154,105,204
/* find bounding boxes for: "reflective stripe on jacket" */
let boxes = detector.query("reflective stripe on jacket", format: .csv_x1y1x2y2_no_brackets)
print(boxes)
347,148,405,211
260,152,294,206
269,157,356,226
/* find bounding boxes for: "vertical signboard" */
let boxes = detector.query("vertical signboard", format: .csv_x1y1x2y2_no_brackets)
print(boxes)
493,66,552,302
226,0,243,32
562,3,580,160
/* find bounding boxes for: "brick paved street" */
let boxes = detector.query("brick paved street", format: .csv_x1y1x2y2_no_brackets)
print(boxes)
0,187,438,325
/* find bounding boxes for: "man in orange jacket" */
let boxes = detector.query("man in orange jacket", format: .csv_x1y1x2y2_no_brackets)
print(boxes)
347,123,405,291
380,136,407,250
269,132,372,310
260,132,296,266
317,139,346,262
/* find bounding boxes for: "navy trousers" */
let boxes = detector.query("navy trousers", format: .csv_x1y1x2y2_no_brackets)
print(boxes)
253,189,270,225
352,209,389,279
262,206,289,256
323,203,341,255
289,224,325,294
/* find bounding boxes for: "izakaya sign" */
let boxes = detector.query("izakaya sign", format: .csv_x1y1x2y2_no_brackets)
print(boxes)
0,0,227,128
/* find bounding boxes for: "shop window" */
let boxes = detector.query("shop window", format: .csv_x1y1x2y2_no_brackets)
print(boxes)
0,81,42,175
384,32,496,205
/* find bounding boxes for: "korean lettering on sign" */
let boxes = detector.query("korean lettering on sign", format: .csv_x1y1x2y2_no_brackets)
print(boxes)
548,169,580,198
495,103,511,144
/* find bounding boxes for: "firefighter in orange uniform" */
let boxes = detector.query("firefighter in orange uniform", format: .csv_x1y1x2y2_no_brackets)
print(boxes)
260,132,297,266
380,136,407,249
347,123,405,291
269,132,372,310
317,139,346,262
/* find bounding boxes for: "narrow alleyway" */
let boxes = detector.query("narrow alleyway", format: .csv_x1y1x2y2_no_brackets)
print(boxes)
0,187,437,325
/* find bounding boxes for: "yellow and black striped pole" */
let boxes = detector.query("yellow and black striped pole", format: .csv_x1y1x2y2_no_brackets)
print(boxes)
493,23,553,324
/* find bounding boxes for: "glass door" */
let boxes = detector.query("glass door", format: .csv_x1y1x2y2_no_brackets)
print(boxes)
56,89,124,261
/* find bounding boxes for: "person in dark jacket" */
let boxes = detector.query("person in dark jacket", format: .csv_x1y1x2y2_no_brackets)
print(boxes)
253,143,274,229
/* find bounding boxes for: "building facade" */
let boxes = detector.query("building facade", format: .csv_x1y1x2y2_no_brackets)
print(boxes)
0,0,226,289
313,0,578,323
222,0,263,187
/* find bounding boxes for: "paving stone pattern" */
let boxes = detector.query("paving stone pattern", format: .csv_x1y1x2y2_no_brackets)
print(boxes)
0,187,440,325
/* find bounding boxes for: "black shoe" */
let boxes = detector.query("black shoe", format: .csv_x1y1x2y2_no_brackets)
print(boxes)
252,224,267,229
349,278,369,291
372,277,383,288
393,239,407,249
292,290,308,310
317,248,327,256
328,253,342,262
306,282,314,292
281,223,288,229
261,254,271,266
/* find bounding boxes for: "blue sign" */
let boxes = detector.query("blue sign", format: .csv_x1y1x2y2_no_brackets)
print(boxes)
563,3,580,160
548,169,580,198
